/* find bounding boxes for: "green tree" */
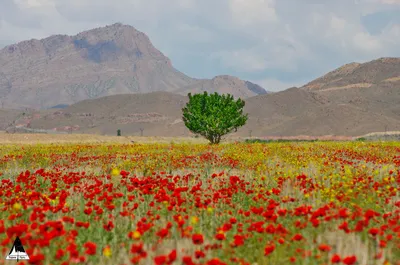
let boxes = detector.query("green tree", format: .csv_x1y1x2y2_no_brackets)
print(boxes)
182,92,248,144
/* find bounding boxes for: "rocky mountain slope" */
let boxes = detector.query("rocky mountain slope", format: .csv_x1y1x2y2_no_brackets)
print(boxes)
302,57,400,92
301,57,400,123
0,23,267,109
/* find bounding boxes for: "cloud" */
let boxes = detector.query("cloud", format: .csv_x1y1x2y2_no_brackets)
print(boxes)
229,0,278,26
377,0,400,4
252,78,305,92
352,32,383,52
0,0,400,91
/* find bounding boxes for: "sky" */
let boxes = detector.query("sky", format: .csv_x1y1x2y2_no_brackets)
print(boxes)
0,0,400,91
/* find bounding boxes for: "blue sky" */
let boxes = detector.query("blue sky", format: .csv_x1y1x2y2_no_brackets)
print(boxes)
0,0,399,91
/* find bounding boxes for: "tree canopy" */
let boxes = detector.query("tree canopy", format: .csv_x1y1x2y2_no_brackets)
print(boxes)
182,92,248,144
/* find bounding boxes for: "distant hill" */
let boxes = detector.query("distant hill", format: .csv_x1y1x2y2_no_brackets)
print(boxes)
241,86,400,136
0,23,267,109
6,71,399,137
27,92,189,136
49,104,69,109
301,57,400,124
302,57,400,92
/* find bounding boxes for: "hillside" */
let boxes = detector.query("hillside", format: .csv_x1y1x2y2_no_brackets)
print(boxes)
301,57,400,123
25,92,188,136
5,81,399,137
0,23,266,109
241,87,400,136
302,57,400,92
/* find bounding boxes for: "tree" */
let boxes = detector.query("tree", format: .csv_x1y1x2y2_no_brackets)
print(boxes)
182,92,248,144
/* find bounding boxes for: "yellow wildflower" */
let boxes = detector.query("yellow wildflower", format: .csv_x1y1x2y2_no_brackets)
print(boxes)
132,231,141,239
103,246,112,257
13,202,22,211
190,216,199,225
111,168,120,176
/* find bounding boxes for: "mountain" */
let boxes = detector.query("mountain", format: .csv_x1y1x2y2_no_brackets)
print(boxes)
302,57,400,92
242,86,400,136
301,57,400,122
0,23,267,109
1,49,399,137
8,83,400,137
24,92,189,136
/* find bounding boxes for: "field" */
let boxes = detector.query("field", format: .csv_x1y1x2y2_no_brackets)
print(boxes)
0,141,399,265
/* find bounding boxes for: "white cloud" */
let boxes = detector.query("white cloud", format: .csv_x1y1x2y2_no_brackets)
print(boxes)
377,0,400,4
13,0,53,8
330,15,346,31
229,0,278,26
252,78,304,92
176,24,217,43
352,32,382,52
211,49,269,72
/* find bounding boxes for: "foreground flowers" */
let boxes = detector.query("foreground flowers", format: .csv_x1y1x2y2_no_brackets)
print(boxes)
0,142,398,264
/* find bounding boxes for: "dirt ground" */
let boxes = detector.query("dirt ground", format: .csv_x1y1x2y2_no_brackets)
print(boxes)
0,131,209,144
1,131,398,145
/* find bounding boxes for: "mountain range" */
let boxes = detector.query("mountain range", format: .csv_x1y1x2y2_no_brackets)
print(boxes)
0,23,399,137
0,23,267,110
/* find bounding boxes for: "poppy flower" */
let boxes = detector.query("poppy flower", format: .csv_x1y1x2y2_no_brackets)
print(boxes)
331,254,341,263
192,234,204,245
156,228,169,239
292,233,303,241
28,253,45,264
232,235,245,247
168,249,177,263
83,241,97,255
368,227,379,236
182,256,195,265
215,231,225,240
264,244,275,256
154,255,167,265
195,250,206,259
342,255,357,265
318,244,331,252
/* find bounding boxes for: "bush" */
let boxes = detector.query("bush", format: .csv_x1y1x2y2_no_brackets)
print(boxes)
355,137,366,141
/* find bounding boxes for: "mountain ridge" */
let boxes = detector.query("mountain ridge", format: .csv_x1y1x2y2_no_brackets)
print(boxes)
0,23,267,109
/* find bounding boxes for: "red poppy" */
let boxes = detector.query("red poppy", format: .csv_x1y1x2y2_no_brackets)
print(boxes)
192,234,204,245
182,256,195,265
206,258,228,265
232,235,245,247
318,244,331,252
28,253,45,265
168,249,177,263
264,244,275,256
154,255,167,265
215,232,225,240
103,221,114,231
331,254,341,263
156,228,169,239
342,255,357,265
368,227,379,236
292,233,303,241
83,241,97,255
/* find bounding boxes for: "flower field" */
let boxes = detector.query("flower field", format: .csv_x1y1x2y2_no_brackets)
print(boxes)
0,141,399,265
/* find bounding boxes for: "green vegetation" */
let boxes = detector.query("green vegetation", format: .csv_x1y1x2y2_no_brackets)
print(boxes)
182,92,248,144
